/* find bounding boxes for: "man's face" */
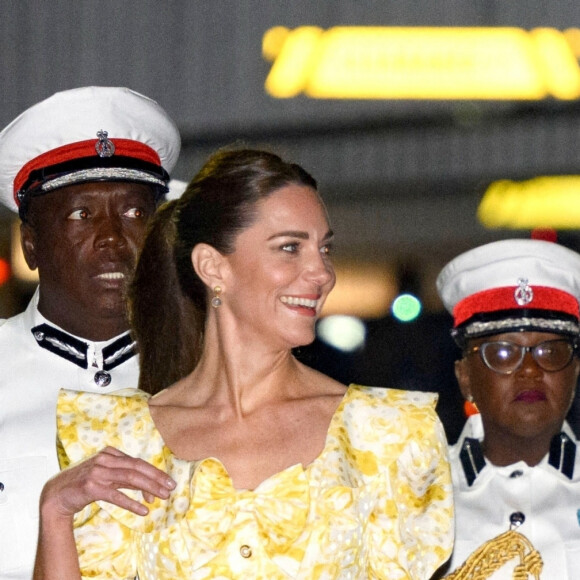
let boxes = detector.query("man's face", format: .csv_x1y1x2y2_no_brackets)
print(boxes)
21,181,157,340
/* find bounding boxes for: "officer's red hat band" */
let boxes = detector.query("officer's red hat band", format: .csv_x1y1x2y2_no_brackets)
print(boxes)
13,138,162,205
453,285,579,328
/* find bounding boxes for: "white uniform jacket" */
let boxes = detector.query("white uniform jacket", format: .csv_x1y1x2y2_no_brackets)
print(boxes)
0,289,139,580
446,413,580,579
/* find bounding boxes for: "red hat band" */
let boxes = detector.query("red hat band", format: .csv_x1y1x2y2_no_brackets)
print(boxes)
453,285,579,328
14,137,162,205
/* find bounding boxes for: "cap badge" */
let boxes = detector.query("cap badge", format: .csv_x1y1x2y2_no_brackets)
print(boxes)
95,130,115,158
514,278,533,306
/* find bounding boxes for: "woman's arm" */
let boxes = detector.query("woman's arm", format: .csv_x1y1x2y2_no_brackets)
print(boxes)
34,494,79,580
367,404,454,579
33,446,176,580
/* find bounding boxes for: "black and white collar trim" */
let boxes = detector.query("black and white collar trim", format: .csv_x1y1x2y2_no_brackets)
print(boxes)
459,437,486,486
31,323,137,370
460,432,576,486
548,432,576,479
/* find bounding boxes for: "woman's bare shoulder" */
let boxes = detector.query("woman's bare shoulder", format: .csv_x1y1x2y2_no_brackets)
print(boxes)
296,362,348,398
147,376,192,408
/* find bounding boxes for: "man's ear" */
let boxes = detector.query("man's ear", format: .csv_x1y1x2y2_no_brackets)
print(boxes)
454,358,472,401
20,222,38,271
190,243,226,288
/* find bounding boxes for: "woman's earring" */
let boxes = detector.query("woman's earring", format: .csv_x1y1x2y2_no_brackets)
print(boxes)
464,394,479,417
211,286,222,308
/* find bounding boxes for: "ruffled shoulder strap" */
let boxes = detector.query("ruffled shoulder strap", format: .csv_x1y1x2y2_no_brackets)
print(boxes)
57,388,170,532
346,384,438,410
330,385,445,481
57,388,159,465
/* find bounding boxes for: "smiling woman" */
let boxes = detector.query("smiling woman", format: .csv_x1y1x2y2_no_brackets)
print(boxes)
435,239,580,580
34,148,454,580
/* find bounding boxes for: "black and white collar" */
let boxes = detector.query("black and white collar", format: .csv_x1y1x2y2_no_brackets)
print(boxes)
459,431,576,486
31,323,137,371
548,431,576,479
459,437,486,486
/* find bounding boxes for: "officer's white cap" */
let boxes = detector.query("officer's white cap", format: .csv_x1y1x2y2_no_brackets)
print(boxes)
0,86,181,216
166,179,188,200
436,239,580,341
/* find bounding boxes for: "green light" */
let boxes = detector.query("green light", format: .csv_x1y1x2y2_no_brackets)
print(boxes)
392,293,422,322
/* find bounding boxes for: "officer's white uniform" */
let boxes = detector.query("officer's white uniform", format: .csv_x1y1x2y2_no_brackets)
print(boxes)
436,238,580,579
446,413,580,579
0,86,180,579
0,290,140,579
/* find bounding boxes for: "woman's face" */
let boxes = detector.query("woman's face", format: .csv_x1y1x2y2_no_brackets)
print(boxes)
220,184,335,349
455,330,580,441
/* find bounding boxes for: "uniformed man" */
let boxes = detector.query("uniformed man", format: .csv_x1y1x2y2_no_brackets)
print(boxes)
436,238,580,579
0,86,180,579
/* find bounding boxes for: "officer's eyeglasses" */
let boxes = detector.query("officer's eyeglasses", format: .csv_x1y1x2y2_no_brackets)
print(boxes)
465,339,578,375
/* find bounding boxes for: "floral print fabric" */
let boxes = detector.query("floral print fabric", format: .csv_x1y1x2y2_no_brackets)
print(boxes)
57,385,453,579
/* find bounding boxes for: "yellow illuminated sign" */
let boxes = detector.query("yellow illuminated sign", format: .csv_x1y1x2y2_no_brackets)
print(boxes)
263,26,580,100
478,176,580,229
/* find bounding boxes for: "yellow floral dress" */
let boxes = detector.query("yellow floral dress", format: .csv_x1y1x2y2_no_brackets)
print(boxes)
57,385,453,580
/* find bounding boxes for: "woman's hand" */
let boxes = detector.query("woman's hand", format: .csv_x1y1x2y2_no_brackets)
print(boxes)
41,445,176,518
34,446,176,579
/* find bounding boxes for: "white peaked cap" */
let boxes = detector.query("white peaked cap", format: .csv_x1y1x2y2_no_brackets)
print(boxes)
436,239,580,340
166,179,189,200
0,86,181,215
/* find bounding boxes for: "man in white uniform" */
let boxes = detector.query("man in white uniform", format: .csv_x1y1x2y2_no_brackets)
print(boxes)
436,238,580,579
0,87,180,579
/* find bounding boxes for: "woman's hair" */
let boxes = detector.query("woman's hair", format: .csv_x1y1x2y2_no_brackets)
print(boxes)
129,148,318,394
